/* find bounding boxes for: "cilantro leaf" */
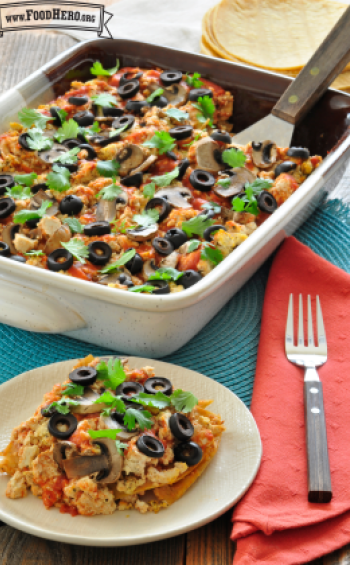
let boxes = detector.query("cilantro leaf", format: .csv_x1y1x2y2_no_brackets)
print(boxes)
63,217,84,234
54,118,80,143
95,390,126,414
97,180,122,201
97,160,120,178
245,178,273,193
115,440,128,455
91,93,118,108
61,238,89,264
148,267,183,282
222,148,246,168
130,392,171,410
146,88,164,103
13,172,37,187
170,389,198,413
108,124,128,137
185,72,203,88
54,146,79,165
187,239,201,253
143,182,156,199
46,164,71,192
128,285,156,293
56,108,68,125
26,129,53,151
14,200,52,224
231,197,245,213
90,59,120,77
143,131,176,155
201,201,221,214
5,186,31,200
182,215,214,237
183,133,201,148
18,108,51,130
132,209,159,228
78,122,101,141
192,95,215,125
42,398,78,415
123,408,153,431
96,357,127,390
152,166,179,187
99,248,136,274
201,244,224,266
232,188,260,216
61,382,85,397
24,250,45,257
216,177,232,189
88,429,121,440
165,108,189,121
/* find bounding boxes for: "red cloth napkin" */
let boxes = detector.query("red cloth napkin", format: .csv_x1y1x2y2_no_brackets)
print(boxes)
231,236,350,565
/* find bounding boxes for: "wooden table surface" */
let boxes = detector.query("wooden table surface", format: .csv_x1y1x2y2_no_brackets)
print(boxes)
0,21,349,565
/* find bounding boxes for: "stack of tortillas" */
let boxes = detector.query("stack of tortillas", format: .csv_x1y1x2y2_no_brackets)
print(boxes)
201,0,350,91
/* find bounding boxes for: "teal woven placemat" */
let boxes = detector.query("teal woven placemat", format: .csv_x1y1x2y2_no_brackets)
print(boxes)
1,198,349,407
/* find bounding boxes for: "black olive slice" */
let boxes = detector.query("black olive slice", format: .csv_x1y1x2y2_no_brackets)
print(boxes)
48,412,78,440
188,88,213,101
69,366,97,386
9,255,26,263
169,413,194,441
144,377,173,396
61,138,81,150
59,195,83,216
189,169,215,192
31,182,49,194
122,172,143,188
84,221,111,236
136,435,165,458
151,96,168,108
145,197,171,223
125,250,143,274
26,218,40,229
49,106,63,126
210,130,232,144
274,161,297,178
47,249,73,272
0,198,15,219
174,441,202,466
165,228,188,249
178,158,190,180
125,100,149,114
116,273,134,287
112,115,135,131
117,80,140,99
198,208,216,220
95,133,121,147
181,270,203,289
152,237,174,256
115,381,144,400
203,224,227,242
0,242,10,256
18,133,34,151
166,151,178,161
73,111,95,127
78,144,97,161
169,125,193,141
119,71,143,86
102,106,124,118
0,174,15,195
160,70,183,86
147,279,170,294
68,95,89,106
257,191,278,214
88,241,112,266
286,147,310,160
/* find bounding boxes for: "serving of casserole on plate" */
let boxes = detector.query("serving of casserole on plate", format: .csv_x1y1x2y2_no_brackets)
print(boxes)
0,357,261,546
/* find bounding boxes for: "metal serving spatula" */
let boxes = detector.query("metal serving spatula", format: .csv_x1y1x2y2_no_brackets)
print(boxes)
232,4,350,147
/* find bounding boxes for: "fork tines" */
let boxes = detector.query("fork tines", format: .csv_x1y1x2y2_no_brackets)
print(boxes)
285,294,327,354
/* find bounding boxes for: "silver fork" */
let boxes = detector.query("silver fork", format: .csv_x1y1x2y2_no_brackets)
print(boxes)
285,294,332,503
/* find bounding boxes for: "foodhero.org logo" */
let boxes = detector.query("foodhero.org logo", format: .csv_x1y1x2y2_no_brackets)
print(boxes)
0,1,113,37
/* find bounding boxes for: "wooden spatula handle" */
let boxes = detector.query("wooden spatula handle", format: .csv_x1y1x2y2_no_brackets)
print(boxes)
272,5,350,125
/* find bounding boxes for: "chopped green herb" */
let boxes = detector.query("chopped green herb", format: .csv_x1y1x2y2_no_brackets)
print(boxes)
143,182,156,199
63,217,84,234
245,178,273,192
109,124,128,137
128,285,156,293
192,95,215,126
221,148,246,168
14,200,52,224
201,201,221,214
96,357,127,390
97,179,122,201
187,239,201,253
5,186,31,200
91,93,118,108
185,72,203,89
183,133,201,147
152,166,179,187
18,108,52,130
148,267,183,282
132,208,159,228
61,382,85,397
13,172,37,187
123,408,153,431
24,250,45,257
90,59,120,77
232,187,259,216
88,429,121,440
61,238,89,264
146,88,164,103
95,390,126,414
129,391,170,410
56,108,68,125
99,249,136,274
115,440,128,455
170,389,198,413
42,398,78,416
46,165,71,192
143,131,176,155
26,129,53,151
97,159,120,178
182,214,214,237
165,108,190,121
201,244,224,266
55,118,80,143
216,177,232,189
54,146,80,165
78,122,101,141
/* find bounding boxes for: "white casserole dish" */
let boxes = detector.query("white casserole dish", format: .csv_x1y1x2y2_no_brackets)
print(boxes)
0,39,349,357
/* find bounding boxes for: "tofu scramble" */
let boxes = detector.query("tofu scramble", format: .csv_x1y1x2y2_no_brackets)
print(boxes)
0,355,225,516
0,61,322,293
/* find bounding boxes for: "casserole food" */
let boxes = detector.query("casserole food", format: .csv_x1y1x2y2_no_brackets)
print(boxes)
0,355,225,516
0,39,349,356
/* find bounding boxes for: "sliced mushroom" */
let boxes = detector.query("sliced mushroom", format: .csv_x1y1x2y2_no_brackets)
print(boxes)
93,438,123,483
2,223,20,254
63,451,110,480
98,272,133,287
116,144,144,176
115,191,128,210
31,190,59,216
39,143,68,165
53,441,79,470
160,251,179,269
127,224,158,242
150,82,188,107
70,387,107,414
142,259,158,279
195,137,222,173
130,154,157,175
214,167,256,198
96,199,116,222
252,140,277,169
44,224,71,255
100,413,139,441
156,187,192,209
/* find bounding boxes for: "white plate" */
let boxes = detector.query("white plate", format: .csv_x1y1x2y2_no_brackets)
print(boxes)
0,357,262,546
